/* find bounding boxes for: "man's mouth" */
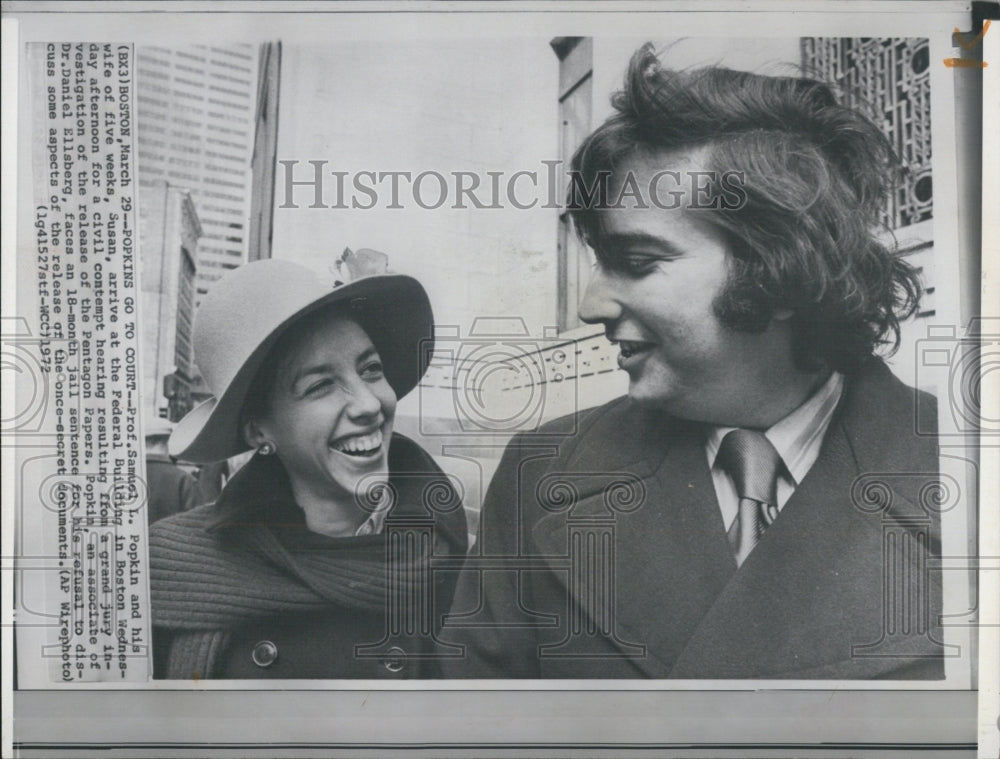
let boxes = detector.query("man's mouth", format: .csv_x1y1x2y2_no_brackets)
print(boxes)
330,429,384,457
615,339,655,360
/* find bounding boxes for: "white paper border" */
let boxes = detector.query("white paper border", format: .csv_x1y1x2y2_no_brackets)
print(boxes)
2,1,992,755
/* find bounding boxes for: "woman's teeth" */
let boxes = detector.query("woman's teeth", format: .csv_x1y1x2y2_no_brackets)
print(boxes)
332,430,383,456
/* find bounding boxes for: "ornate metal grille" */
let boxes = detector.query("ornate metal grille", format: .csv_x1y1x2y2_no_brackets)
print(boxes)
801,38,932,228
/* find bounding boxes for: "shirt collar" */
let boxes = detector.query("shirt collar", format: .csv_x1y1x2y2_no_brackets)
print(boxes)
706,371,845,486
353,486,392,536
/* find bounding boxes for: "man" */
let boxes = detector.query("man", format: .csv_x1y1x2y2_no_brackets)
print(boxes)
442,45,944,679
145,417,201,524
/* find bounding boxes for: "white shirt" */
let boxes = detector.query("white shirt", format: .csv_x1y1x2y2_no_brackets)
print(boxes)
705,371,845,532
353,485,393,536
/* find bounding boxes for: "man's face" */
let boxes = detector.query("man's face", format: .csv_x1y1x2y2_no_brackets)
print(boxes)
578,147,792,425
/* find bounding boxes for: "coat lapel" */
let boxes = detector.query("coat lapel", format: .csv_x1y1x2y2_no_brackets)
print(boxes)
667,417,876,677
531,402,736,676
608,429,738,675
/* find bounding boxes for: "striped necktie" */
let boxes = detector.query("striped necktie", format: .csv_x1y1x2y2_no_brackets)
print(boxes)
717,429,783,567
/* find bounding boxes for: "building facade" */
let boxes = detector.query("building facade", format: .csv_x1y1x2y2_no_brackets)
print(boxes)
135,44,259,302
248,42,282,263
135,43,272,424
138,182,202,422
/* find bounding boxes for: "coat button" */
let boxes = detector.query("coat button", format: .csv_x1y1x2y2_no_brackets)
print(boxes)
382,646,406,673
251,640,278,668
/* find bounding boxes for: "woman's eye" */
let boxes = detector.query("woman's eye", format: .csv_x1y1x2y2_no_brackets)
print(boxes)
361,361,384,379
305,378,333,395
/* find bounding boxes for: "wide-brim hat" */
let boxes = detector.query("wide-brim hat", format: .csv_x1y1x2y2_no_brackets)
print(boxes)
169,257,433,463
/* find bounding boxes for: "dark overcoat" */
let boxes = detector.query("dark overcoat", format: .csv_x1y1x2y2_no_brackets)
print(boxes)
441,360,945,679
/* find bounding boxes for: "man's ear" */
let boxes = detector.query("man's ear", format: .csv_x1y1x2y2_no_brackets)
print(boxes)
242,418,268,449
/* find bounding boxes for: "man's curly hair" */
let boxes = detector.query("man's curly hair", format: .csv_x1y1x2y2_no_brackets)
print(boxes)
569,43,922,375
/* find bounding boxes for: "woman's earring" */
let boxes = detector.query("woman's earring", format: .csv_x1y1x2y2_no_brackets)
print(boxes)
258,442,276,456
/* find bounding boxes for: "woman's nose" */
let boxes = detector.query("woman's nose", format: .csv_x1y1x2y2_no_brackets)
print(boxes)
345,380,383,419
578,266,623,325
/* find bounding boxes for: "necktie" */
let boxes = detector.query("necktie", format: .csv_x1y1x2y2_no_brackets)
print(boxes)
717,429,783,567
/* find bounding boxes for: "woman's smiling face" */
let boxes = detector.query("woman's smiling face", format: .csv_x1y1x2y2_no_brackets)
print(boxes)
249,314,396,507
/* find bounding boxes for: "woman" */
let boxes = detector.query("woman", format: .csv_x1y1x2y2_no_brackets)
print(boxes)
149,253,467,679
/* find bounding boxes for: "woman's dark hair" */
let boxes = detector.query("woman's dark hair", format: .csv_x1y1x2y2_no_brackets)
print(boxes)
569,43,922,375
239,302,358,433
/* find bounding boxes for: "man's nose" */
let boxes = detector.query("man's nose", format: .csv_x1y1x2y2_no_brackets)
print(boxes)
578,266,623,325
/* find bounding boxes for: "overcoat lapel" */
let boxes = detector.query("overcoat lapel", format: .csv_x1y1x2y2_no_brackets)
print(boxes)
609,429,738,675
667,418,878,677
531,402,736,676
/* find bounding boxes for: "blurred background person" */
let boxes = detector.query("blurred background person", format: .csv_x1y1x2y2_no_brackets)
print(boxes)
144,416,200,525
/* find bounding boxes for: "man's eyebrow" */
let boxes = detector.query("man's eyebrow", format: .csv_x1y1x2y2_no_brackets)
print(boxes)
597,232,684,255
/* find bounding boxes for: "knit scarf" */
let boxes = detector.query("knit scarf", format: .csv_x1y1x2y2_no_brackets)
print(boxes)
149,436,466,679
